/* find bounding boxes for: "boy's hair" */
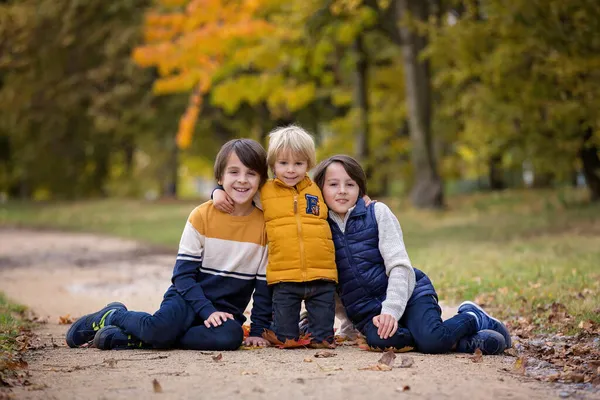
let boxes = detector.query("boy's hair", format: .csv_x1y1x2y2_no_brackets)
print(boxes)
266,125,317,170
214,139,269,187
313,155,367,198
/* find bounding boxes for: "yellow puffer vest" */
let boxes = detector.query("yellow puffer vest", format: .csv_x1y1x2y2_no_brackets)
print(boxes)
260,176,337,284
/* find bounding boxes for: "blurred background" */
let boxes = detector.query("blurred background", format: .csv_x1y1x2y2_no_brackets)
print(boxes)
0,1,599,336
0,0,599,204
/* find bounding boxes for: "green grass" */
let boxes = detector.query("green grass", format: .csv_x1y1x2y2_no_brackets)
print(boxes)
1,188,599,333
0,198,202,248
0,293,29,353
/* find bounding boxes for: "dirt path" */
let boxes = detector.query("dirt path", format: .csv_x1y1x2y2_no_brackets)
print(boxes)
0,229,584,399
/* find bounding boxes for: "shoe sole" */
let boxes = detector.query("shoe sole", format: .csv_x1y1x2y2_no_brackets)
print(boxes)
458,301,512,348
65,302,127,348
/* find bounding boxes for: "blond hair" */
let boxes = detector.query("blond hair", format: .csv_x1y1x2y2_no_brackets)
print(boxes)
266,125,317,170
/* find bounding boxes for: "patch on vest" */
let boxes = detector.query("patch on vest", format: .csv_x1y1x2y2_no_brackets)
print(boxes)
305,194,320,216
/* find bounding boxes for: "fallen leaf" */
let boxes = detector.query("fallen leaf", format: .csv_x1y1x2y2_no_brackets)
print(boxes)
470,348,483,363
378,350,396,366
152,378,162,393
314,351,336,358
241,371,258,375
514,356,527,374
58,314,74,325
359,364,393,371
242,324,251,339
261,329,313,349
212,353,223,362
565,373,585,383
399,356,414,368
303,357,313,363
103,358,117,368
504,347,519,357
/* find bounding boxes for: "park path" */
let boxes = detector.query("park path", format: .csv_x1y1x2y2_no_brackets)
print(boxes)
0,228,570,400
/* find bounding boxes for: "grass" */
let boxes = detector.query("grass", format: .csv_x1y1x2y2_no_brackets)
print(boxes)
1,188,599,333
0,293,29,353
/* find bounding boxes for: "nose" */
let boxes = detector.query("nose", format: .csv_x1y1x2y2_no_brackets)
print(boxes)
339,184,347,194
238,173,248,183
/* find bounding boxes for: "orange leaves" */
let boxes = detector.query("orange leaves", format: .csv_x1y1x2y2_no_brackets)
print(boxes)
261,329,313,349
58,314,73,325
470,348,483,363
242,324,251,339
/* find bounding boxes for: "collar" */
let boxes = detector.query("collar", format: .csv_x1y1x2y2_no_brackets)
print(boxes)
273,175,312,192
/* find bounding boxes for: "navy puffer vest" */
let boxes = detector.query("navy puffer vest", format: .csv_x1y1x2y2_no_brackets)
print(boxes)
329,198,437,330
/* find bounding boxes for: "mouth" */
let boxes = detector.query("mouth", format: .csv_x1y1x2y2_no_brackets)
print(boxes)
233,187,250,193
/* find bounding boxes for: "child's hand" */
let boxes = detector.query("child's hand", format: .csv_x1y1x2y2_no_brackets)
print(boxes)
372,314,398,339
213,189,234,213
363,195,376,207
243,336,270,347
204,311,234,328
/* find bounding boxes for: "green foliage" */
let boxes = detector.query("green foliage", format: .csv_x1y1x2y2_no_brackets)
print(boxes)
428,0,600,183
0,0,184,199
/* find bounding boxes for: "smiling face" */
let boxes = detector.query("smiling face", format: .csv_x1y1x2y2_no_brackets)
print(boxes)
272,150,308,187
321,162,360,218
218,151,261,214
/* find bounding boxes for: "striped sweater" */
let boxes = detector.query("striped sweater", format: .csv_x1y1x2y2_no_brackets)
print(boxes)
172,201,271,337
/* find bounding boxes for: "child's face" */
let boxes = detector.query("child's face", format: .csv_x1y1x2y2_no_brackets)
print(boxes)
273,150,308,187
218,152,261,208
321,162,360,218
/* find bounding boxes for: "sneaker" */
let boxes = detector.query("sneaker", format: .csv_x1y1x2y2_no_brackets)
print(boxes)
65,302,127,348
298,310,309,335
456,329,506,355
93,326,147,350
458,301,512,348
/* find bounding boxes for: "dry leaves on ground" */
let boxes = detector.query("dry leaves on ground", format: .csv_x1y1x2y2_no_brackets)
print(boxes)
470,348,483,363
58,314,74,325
261,329,313,349
212,353,223,362
314,351,336,358
152,378,162,393
359,350,398,372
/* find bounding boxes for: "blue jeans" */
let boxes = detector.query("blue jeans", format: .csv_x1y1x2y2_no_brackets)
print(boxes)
272,280,336,343
109,286,244,350
362,295,477,353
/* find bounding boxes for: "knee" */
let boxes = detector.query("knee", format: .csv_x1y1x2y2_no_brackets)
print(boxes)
214,321,244,350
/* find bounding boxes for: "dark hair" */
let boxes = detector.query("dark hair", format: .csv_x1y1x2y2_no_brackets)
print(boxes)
313,155,367,198
214,139,269,187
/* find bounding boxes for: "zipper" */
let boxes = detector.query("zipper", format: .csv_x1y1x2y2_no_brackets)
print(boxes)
294,193,307,280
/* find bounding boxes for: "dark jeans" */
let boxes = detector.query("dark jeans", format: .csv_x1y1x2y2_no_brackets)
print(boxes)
362,295,477,353
272,280,336,343
109,286,244,350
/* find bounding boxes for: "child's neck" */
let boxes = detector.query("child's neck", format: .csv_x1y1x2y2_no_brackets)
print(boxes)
230,201,255,217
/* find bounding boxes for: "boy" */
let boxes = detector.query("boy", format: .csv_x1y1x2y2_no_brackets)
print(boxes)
66,139,272,350
214,126,337,345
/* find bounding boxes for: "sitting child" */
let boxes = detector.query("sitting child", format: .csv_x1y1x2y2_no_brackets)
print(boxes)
310,154,511,354
66,139,272,350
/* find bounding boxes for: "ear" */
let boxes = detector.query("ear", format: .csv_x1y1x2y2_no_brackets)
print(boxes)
217,180,222,185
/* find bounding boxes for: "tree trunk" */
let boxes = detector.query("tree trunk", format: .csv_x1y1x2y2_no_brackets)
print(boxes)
162,135,178,198
397,0,444,209
353,35,370,179
489,154,505,190
580,127,600,201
